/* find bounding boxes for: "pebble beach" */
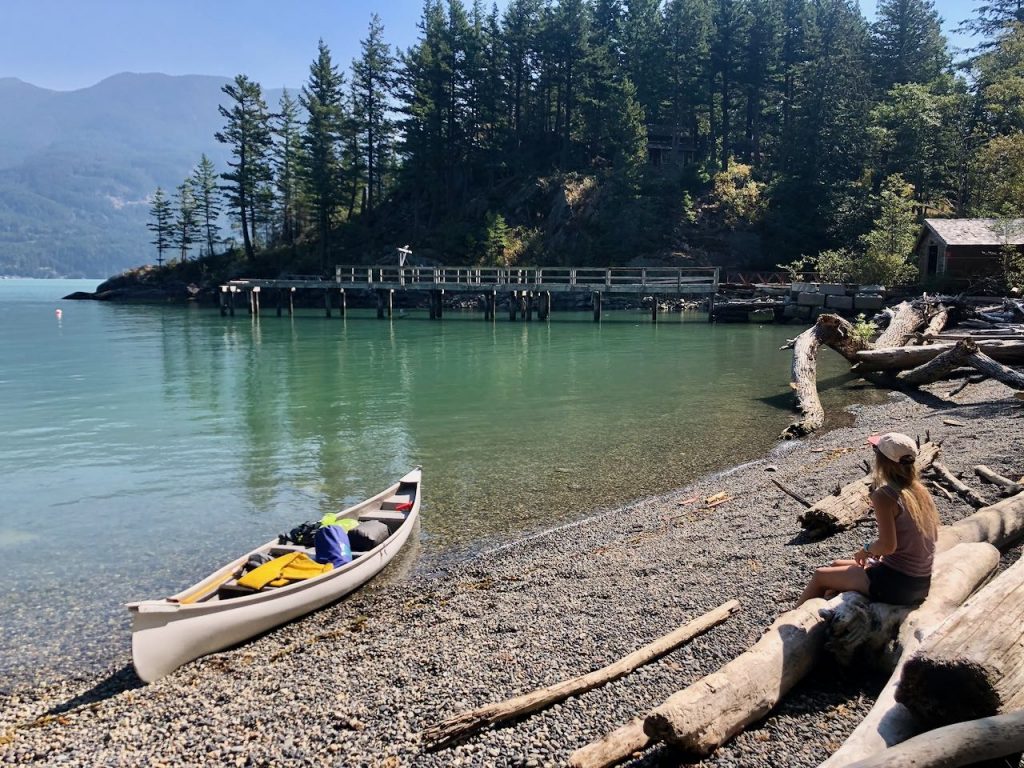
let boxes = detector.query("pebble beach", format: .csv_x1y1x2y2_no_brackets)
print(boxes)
3,379,1022,767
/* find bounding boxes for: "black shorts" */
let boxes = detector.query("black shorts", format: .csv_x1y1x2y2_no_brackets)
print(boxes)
866,562,931,605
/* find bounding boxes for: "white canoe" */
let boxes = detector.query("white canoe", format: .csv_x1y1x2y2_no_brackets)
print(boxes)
126,467,421,683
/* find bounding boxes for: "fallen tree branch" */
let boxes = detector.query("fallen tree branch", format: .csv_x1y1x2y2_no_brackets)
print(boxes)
853,340,1024,373
422,600,741,749
569,719,651,768
874,301,926,348
974,465,1024,496
842,709,1024,768
930,461,990,508
770,477,812,508
937,489,1024,551
899,340,977,386
964,348,1024,390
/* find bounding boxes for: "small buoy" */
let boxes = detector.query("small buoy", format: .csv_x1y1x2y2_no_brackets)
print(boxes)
55,309,63,319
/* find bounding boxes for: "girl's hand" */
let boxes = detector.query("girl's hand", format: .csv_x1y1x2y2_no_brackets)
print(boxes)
854,548,870,567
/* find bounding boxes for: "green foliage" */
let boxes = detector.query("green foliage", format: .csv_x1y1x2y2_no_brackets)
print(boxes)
814,249,857,283
192,154,222,257
480,211,512,265
971,133,1024,215
710,162,765,228
858,174,920,285
147,187,173,266
851,313,878,344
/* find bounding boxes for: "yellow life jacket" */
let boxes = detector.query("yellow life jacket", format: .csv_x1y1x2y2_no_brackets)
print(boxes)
236,552,333,590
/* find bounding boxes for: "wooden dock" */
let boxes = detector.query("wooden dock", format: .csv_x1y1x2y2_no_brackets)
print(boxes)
219,265,719,322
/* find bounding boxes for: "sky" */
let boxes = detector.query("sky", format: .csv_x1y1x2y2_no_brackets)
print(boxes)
0,0,981,93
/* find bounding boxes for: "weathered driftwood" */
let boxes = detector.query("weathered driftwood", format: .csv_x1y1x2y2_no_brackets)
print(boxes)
899,339,977,386
568,718,651,768
641,594,844,755
799,443,940,534
422,600,740,749
937,490,1024,551
966,347,1024,390
874,301,927,348
853,339,1024,373
771,477,812,508
781,318,848,439
896,555,1024,728
918,305,950,342
974,465,1024,496
818,542,1000,767
930,461,990,509
842,709,1024,768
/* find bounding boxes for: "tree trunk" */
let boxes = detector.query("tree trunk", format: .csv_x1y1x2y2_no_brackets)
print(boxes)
900,340,977,386
918,305,950,343
853,340,1024,373
818,543,1001,767
874,301,927,348
642,595,844,755
781,321,828,439
799,443,940,534
974,465,1024,496
965,348,1024,390
841,709,1024,768
937,491,1024,551
896,555,1024,728
423,600,740,749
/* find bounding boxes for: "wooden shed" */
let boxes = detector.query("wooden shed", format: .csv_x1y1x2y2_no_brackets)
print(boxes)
916,218,1024,279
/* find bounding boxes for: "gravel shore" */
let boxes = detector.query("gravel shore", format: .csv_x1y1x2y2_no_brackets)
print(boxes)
3,379,1022,767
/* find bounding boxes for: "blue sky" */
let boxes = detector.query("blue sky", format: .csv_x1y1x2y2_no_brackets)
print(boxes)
0,0,980,92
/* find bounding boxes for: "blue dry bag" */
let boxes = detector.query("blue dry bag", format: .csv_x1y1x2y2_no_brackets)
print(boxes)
313,524,353,567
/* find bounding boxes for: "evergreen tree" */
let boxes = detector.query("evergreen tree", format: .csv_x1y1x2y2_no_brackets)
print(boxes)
273,89,304,250
173,180,199,262
622,0,664,122
870,0,948,90
662,0,713,157
191,154,221,257
959,0,1024,42
972,24,1024,136
215,74,273,261
859,173,920,285
710,0,749,169
300,41,346,269
147,187,173,266
501,0,543,150
743,0,782,164
352,13,397,213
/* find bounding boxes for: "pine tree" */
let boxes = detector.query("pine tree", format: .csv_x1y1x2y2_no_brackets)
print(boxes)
147,187,173,266
300,41,346,269
191,154,221,257
859,173,920,285
501,0,543,150
215,74,273,261
622,0,664,122
710,0,750,170
871,0,948,89
743,0,782,164
662,0,714,158
273,89,304,250
352,13,397,213
173,180,199,262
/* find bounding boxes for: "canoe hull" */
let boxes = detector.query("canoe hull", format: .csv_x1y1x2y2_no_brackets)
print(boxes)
128,468,420,682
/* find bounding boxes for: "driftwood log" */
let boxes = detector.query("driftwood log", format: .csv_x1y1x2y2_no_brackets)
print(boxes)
967,347,1024,390
874,301,927,348
423,600,740,749
930,461,990,508
853,339,1024,373
799,442,940,534
900,339,977,386
781,317,850,439
937,490,1024,551
896,555,1024,728
641,594,845,755
975,465,1024,495
842,709,1024,768
918,305,950,342
817,542,1000,767
568,718,651,768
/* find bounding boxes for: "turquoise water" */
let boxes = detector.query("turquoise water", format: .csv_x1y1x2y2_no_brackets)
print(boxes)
0,279,880,684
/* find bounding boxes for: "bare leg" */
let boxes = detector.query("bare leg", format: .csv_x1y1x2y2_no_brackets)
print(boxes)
797,564,870,606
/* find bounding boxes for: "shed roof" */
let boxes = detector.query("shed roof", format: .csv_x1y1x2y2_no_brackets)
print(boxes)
924,218,1024,246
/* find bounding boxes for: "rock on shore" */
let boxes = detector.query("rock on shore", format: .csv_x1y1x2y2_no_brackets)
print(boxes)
2,380,1022,767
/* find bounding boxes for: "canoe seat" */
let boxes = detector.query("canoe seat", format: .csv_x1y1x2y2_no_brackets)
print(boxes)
380,493,414,511
358,510,406,533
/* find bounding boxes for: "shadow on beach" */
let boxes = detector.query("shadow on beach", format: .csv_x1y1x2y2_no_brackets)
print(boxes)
45,666,143,716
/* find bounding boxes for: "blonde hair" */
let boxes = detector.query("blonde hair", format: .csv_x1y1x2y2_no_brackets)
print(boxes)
873,452,939,540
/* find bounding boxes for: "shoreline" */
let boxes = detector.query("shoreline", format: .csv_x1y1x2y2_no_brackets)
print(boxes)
3,380,1022,766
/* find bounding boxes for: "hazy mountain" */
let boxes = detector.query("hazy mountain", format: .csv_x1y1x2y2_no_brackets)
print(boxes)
0,73,287,277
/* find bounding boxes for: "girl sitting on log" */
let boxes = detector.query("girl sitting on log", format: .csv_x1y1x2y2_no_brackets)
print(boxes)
798,432,939,606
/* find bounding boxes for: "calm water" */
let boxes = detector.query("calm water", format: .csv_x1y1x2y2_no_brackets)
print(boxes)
0,279,881,685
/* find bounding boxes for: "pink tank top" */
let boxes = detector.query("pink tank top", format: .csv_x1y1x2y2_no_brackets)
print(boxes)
877,484,935,578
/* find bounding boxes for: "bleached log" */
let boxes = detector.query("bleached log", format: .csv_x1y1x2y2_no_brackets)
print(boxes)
899,340,977,386
423,600,740,749
974,465,1024,496
781,322,829,439
568,719,651,768
799,443,940,534
896,555,1024,727
930,461,989,509
641,595,844,755
937,490,1024,551
842,709,1024,768
874,301,926,348
965,347,1024,390
818,542,1000,767
853,340,1024,373
918,305,950,342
